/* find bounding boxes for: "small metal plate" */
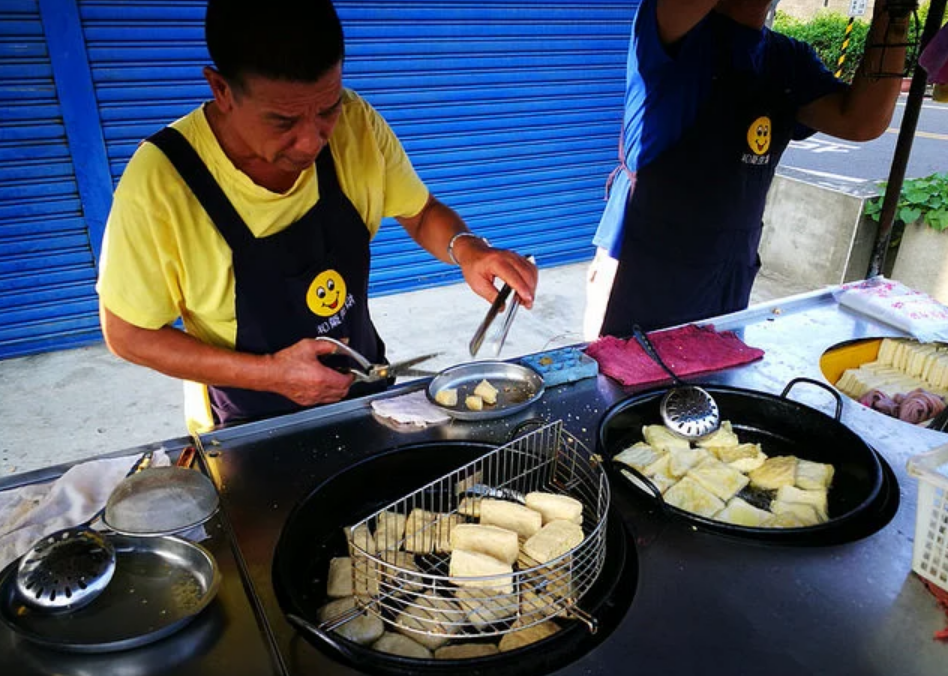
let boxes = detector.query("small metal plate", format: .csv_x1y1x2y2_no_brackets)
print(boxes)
426,361,545,420
0,533,220,653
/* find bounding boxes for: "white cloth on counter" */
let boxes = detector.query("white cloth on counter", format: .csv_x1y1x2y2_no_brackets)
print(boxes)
0,451,171,571
835,277,948,343
370,390,451,427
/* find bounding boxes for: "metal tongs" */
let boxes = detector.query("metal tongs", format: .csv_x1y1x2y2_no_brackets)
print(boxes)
315,337,439,383
469,255,536,358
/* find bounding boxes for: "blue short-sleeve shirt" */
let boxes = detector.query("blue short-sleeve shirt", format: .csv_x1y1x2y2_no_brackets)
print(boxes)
593,0,844,257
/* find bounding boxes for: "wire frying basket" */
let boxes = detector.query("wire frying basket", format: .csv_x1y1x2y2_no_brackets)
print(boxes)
342,420,610,640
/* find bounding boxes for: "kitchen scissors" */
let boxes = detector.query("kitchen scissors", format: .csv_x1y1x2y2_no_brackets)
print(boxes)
315,337,440,383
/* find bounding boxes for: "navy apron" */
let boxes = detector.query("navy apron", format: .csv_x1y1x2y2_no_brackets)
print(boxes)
148,127,387,424
601,24,795,336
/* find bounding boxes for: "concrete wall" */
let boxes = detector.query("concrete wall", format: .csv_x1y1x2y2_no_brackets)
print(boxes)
759,168,880,286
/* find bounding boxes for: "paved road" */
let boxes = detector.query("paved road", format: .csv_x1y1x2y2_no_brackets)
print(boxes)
781,96,948,184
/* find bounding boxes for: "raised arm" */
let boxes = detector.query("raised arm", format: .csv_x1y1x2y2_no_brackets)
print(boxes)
797,2,910,141
655,0,720,45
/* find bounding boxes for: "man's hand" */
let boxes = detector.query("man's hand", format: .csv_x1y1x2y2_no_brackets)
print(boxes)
451,236,538,310
265,338,355,406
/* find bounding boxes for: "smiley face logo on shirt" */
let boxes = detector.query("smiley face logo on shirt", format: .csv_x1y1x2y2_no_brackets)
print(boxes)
747,116,772,156
306,269,348,317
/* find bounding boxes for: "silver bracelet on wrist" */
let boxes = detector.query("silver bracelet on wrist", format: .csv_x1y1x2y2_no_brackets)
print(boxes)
447,232,489,266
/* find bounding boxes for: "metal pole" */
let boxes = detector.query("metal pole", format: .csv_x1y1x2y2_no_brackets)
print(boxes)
836,17,856,79
868,0,948,277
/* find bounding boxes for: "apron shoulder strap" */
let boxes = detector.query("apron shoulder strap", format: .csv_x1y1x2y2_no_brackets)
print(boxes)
314,144,341,197
147,126,252,250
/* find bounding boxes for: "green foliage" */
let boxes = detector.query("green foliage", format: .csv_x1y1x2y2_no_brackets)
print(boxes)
865,172,948,231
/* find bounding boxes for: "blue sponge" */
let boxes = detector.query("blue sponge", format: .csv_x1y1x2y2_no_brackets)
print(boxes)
520,347,599,387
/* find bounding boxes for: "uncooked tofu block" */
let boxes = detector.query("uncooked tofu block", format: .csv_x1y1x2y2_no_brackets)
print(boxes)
522,520,584,564
450,524,520,565
498,620,560,652
795,458,835,490
642,425,692,452
715,497,773,527
662,476,725,518
372,632,432,659
479,499,543,539
525,492,583,526
688,458,750,501
449,549,513,594
695,420,740,448
748,456,798,490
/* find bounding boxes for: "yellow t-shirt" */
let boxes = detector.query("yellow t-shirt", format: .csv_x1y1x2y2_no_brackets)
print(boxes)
97,89,429,432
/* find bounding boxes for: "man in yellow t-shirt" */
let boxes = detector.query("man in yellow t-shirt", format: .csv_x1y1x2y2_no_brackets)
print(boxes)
96,0,537,432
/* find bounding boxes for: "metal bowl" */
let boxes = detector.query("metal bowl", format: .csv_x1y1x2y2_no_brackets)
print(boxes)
426,361,545,420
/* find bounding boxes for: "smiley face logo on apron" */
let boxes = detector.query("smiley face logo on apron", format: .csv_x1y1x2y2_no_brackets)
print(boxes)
746,116,772,156
306,269,348,317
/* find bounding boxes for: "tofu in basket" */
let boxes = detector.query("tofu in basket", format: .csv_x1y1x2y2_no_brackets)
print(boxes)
394,595,465,650
375,511,408,550
525,491,584,526
450,523,520,565
522,520,584,564
479,499,543,539
449,549,514,594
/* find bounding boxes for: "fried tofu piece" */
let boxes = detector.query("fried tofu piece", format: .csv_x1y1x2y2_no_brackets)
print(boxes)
748,456,798,490
465,395,484,411
434,388,458,407
458,497,481,518
770,500,825,526
378,550,424,593
433,513,464,554
524,491,584,526
620,466,676,495
455,588,518,629
449,549,514,594
375,511,407,550
404,508,437,554
450,524,520,565
662,475,725,518
346,522,376,556
613,442,667,475
327,556,353,598
317,597,385,646
642,425,691,452
775,485,828,521
708,442,768,473
473,379,499,405
479,499,543,539
372,632,432,659
522,520,584,564
435,643,501,659
715,497,773,527
795,458,835,490
764,511,811,528
696,420,740,448
498,620,560,652
667,446,711,478
394,595,465,650
688,458,750,501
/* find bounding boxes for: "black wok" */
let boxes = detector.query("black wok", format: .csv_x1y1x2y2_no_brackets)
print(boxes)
598,378,897,545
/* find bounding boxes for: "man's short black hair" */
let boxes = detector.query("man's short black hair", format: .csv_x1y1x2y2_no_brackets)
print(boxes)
205,0,345,87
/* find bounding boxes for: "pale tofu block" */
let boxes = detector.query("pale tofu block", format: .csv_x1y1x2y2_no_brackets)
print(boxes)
455,588,518,629
473,379,499,405
696,420,740,448
715,497,773,527
642,425,692,452
346,523,377,556
433,513,464,553
748,456,798,490
621,466,676,495
327,556,353,598
770,500,825,526
667,446,711,478
613,442,666,474
524,492,584,526
403,508,437,554
435,643,501,659
372,632,432,659
450,523,520,564
317,597,385,646
434,388,458,407
465,395,484,411
457,497,481,518
662,475,725,518
522,520,584,564
498,620,560,652
479,499,543,539
795,458,835,490
775,485,828,520
449,549,514,594
375,511,407,550
708,442,768,473
394,595,465,650
688,458,750,501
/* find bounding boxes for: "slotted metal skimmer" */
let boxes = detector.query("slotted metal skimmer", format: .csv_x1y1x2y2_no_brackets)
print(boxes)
632,325,721,439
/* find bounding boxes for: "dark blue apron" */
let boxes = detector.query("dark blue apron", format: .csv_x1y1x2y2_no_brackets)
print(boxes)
148,127,387,424
600,24,795,336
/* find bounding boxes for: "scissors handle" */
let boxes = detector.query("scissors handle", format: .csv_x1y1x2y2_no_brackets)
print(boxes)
313,337,374,373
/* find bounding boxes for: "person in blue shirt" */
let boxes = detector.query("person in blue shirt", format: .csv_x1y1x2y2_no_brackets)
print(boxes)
585,0,913,339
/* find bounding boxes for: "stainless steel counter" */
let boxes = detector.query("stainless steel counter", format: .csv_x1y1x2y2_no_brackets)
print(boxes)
3,289,948,674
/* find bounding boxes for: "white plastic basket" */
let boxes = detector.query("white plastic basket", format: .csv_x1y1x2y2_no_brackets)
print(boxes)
907,444,948,592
